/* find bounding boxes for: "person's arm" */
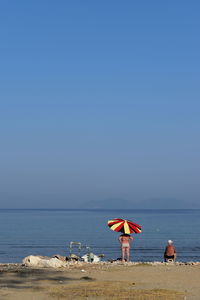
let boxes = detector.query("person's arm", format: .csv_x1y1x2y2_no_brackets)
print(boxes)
173,246,177,260
164,246,167,258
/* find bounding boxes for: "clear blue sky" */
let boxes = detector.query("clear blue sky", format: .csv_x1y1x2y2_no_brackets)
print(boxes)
0,1,200,208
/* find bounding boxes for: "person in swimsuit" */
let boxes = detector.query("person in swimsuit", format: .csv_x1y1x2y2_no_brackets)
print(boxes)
164,240,177,262
118,234,133,263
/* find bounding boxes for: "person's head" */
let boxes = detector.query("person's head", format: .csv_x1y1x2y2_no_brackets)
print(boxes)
168,240,173,245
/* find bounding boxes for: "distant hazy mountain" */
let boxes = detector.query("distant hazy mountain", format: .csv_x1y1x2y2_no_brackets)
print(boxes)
135,198,198,209
78,197,198,209
80,198,133,209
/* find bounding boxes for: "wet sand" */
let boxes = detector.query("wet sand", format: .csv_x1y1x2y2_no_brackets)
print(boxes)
0,262,199,299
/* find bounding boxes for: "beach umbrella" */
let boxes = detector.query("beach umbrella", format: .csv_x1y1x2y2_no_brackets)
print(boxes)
107,218,142,234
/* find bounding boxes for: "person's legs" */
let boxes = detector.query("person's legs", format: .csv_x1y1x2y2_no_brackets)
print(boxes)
165,255,175,263
121,247,125,263
125,247,130,262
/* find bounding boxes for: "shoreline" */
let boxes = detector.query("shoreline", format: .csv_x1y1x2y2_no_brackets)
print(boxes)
1,260,200,266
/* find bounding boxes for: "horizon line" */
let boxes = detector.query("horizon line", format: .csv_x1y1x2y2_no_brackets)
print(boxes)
0,208,199,210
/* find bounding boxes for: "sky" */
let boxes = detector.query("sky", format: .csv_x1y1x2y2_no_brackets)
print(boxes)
0,1,200,208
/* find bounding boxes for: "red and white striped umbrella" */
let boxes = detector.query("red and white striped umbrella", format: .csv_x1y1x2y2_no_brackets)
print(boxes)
107,218,142,234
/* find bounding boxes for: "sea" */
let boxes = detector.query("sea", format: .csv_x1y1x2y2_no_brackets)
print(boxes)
0,209,200,263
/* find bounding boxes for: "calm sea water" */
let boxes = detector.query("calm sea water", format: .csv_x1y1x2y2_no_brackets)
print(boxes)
0,209,200,263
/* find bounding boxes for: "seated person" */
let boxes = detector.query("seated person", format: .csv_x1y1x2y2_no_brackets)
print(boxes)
164,240,177,262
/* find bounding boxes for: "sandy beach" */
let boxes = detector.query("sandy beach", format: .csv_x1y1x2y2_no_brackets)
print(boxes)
0,262,199,300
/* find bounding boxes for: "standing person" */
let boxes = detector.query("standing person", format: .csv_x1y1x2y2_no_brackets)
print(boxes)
164,240,177,262
118,234,133,263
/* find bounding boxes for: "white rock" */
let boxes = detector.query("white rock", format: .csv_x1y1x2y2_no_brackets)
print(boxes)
22,255,68,268
81,253,101,263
